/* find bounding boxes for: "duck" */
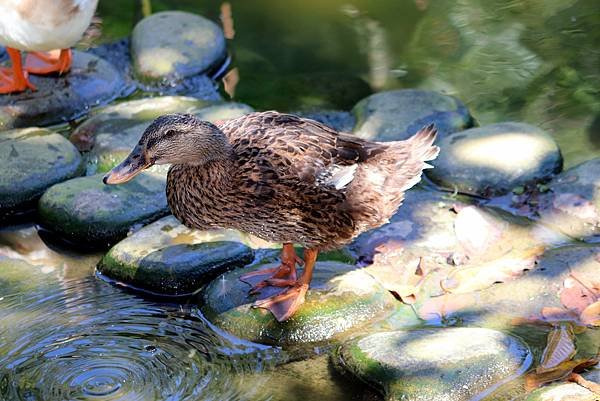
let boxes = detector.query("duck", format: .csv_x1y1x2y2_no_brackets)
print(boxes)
104,111,439,321
0,0,98,93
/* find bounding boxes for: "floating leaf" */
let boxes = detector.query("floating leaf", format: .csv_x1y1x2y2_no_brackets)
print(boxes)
454,206,504,258
537,324,576,373
568,372,600,394
560,274,599,315
417,292,475,323
552,193,598,220
441,246,543,294
540,307,579,323
525,358,599,391
580,301,600,327
367,251,427,305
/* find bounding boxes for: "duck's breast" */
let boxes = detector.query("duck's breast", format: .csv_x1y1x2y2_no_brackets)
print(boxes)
0,0,98,51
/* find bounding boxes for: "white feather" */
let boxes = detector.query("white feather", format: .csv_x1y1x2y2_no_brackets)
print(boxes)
0,0,98,51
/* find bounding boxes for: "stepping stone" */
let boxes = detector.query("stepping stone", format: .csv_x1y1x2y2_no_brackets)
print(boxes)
0,128,82,220
352,89,473,141
336,328,532,401
0,51,125,129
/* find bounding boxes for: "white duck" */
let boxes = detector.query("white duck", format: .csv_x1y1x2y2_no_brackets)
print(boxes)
0,0,98,93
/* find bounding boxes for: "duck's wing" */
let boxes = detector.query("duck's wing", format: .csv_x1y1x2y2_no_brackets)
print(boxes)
224,111,388,193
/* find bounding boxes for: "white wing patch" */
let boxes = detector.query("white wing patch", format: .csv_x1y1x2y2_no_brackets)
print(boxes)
317,164,358,190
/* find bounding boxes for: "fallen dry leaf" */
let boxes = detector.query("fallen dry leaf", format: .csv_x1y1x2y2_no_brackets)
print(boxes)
525,358,599,391
540,307,580,323
537,325,576,373
553,193,599,220
441,246,543,294
454,206,504,258
417,292,475,323
580,301,600,327
560,274,599,315
568,372,600,394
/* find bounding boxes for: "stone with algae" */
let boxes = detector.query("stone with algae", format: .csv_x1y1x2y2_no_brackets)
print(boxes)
202,261,397,347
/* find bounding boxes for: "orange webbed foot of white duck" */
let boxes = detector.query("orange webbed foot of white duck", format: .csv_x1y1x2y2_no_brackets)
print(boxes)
0,48,36,94
25,49,72,75
251,248,318,322
239,243,303,295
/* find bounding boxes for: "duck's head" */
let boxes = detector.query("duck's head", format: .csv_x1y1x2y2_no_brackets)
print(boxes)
103,114,229,184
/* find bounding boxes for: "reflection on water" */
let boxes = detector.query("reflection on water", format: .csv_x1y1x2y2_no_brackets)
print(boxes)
0,226,369,401
0,275,279,400
96,0,599,167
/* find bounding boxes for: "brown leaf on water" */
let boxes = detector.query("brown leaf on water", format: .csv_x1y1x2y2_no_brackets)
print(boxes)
580,301,600,327
417,292,475,323
454,206,504,258
537,325,576,373
568,372,600,394
525,358,599,391
540,307,579,323
560,274,599,315
440,246,543,294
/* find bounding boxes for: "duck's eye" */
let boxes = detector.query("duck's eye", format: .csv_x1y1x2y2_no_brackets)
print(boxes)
164,129,177,138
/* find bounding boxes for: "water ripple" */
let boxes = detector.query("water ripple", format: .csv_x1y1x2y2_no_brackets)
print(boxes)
0,277,277,401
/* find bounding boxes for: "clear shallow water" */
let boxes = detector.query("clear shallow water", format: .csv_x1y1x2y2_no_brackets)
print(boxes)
0,227,371,401
97,0,600,167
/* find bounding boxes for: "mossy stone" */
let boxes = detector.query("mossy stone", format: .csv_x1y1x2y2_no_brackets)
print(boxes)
38,173,169,247
0,128,82,220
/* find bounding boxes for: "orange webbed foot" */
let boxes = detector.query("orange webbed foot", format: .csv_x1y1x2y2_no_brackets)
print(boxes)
25,49,72,75
0,48,35,94
253,283,309,322
239,243,302,294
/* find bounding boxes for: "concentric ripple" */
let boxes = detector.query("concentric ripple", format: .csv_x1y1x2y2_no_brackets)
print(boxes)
0,277,278,401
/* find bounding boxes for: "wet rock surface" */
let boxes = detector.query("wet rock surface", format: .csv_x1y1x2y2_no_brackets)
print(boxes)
70,97,252,174
352,89,473,141
38,173,169,247
0,51,125,129
98,216,262,295
202,261,397,347
336,328,531,401
0,128,82,220
416,245,600,327
131,11,227,83
427,122,563,197
495,158,600,243
524,382,599,401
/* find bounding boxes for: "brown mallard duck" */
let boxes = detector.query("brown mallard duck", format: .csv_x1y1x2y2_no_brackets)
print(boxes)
104,111,439,321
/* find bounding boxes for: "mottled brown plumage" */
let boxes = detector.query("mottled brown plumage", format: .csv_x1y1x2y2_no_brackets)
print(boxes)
164,111,438,249
104,110,439,321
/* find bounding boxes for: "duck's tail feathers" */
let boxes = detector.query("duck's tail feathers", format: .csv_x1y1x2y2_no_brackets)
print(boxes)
406,123,440,168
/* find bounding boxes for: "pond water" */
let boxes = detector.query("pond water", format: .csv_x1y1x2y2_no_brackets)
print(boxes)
1,0,599,400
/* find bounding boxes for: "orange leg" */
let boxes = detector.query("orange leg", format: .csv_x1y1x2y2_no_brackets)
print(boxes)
240,243,303,294
0,48,36,94
25,48,72,75
253,248,319,322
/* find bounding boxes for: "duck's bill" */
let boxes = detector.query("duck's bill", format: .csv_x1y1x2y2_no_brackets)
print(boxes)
103,152,150,185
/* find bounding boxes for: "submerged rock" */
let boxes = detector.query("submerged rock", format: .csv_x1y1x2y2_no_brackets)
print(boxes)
503,158,600,243
202,262,396,347
0,51,125,129
427,122,563,197
131,11,226,82
70,97,253,174
336,328,531,401
38,173,169,247
99,215,262,295
417,245,600,326
352,89,473,141
524,383,598,401
0,257,60,294
0,128,82,220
